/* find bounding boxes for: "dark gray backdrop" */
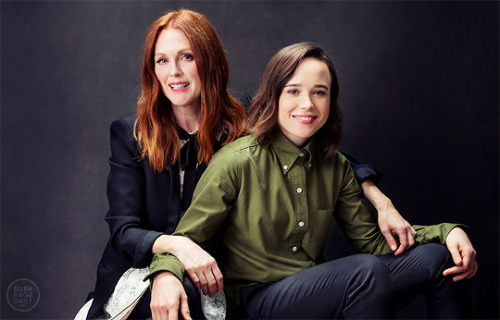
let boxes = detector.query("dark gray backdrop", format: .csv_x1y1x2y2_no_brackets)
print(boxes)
1,1,498,319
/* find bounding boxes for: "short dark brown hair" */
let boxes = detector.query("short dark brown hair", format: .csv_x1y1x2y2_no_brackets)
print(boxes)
247,42,342,158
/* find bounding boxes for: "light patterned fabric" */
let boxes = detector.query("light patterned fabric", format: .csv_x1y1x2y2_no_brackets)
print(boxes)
74,268,150,320
75,131,227,320
200,290,226,320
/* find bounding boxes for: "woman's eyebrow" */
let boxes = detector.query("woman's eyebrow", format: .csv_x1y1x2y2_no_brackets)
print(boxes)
314,84,329,90
154,47,192,56
283,84,329,90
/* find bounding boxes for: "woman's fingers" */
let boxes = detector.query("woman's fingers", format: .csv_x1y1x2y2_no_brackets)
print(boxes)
212,264,225,293
150,272,189,320
184,254,223,297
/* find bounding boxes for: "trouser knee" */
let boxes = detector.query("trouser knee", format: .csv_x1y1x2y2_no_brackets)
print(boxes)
415,243,453,278
342,254,395,318
349,254,393,297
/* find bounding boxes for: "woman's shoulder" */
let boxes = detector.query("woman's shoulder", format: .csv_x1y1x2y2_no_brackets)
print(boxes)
316,148,352,172
211,135,259,163
111,113,136,131
225,135,259,151
109,113,137,140
333,149,349,163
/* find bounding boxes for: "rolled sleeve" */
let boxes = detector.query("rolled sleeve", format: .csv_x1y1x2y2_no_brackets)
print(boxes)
145,251,185,282
412,223,468,245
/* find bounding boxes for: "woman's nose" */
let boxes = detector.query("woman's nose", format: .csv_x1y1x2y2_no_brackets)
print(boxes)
169,62,182,77
299,95,314,109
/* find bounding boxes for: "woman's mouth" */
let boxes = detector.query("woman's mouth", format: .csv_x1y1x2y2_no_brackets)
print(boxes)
294,116,316,121
169,83,189,91
293,115,317,124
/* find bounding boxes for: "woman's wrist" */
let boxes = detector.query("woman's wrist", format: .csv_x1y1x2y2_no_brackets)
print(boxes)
373,196,393,212
360,179,392,212
152,234,175,254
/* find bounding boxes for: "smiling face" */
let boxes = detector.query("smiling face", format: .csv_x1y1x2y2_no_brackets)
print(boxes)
277,57,332,148
154,27,202,111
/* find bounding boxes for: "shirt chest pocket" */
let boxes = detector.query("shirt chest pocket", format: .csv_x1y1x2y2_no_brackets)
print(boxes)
302,209,334,260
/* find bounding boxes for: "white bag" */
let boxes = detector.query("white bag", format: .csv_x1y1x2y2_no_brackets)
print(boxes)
74,267,150,320
74,267,227,320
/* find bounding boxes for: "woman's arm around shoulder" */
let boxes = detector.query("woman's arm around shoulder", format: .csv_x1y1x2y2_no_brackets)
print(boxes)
360,180,416,255
339,151,416,255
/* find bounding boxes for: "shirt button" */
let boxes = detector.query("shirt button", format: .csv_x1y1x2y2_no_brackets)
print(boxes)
308,163,312,168
283,165,288,170
297,187,303,193
299,152,304,157
292,246,298,252
298,221,305,227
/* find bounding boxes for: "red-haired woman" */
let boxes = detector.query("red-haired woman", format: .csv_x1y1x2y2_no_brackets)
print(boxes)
83,9,246,319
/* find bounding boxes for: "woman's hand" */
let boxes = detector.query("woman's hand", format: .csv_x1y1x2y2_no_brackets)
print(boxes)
152,235,223,297
376,200,416,255
151,271,191,320
443,227,478,281
360,180,416,255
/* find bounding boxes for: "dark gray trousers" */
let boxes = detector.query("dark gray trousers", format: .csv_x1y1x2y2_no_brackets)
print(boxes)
242,244,472,319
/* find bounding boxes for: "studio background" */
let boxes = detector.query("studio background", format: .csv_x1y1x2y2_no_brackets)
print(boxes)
1,1,498,319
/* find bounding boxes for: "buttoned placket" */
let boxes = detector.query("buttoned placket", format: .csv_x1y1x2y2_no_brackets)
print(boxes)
287,149,310,259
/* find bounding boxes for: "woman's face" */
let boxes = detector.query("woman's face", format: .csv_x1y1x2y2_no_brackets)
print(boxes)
154,27,202,111
277,58,331,147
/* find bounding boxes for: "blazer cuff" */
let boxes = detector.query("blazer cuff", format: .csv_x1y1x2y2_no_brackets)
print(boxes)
351,164,384,185
133,231,164,267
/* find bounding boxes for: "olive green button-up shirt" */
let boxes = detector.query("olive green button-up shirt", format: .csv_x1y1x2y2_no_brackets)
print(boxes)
149,132,460,307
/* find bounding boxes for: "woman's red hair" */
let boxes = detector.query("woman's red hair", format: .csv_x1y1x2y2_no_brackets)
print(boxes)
135,9,246,172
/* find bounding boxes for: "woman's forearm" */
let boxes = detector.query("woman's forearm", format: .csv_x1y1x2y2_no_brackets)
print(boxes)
360,179,391,210
360,179,416,255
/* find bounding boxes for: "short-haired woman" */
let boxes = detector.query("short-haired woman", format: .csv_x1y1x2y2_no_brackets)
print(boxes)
149,42,477,319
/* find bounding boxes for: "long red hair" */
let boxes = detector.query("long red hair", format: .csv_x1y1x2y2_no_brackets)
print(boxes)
135,9,246,172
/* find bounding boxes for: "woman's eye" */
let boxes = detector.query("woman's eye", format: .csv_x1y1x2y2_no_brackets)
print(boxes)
156,58,167,64
314,90,327,96
181,54,194,61
287,89,299,95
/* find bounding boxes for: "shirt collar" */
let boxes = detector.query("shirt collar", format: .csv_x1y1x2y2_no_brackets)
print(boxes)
270,131,314,175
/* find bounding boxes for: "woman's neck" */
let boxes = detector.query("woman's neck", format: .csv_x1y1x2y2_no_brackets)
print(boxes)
172,104,202,133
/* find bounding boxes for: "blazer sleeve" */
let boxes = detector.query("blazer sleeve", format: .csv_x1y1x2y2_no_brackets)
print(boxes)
230,90,253,110
339,150,384,184
104,117,163,267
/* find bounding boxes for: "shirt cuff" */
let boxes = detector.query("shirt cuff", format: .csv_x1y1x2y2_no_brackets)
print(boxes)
412,223,468,245
144,251,185,283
